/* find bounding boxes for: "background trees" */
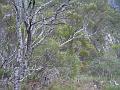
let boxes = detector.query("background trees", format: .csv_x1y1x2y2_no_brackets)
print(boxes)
0,0,120,90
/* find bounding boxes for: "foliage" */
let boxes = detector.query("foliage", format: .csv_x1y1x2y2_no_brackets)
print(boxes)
48,81,76,90
104,85,120,90
0,68,4,79
0,0,120,89
56,24,74,38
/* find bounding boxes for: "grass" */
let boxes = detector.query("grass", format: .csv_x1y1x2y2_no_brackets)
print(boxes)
104,85,120,90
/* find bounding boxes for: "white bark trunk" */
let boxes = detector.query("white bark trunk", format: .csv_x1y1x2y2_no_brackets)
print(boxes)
14,0,23,90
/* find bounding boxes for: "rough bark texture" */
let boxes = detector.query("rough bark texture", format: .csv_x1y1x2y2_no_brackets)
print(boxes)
14,0,23,90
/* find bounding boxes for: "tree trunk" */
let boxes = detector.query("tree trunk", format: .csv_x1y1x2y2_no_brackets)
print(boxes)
14,0,23,90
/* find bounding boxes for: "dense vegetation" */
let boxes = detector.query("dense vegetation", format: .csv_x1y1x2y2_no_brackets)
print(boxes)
0,0,120,90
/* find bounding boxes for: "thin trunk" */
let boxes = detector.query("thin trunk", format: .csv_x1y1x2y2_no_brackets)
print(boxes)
14,0,23,90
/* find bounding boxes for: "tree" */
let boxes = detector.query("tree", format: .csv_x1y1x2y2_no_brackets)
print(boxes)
0,0,70,90
0,0,120,90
